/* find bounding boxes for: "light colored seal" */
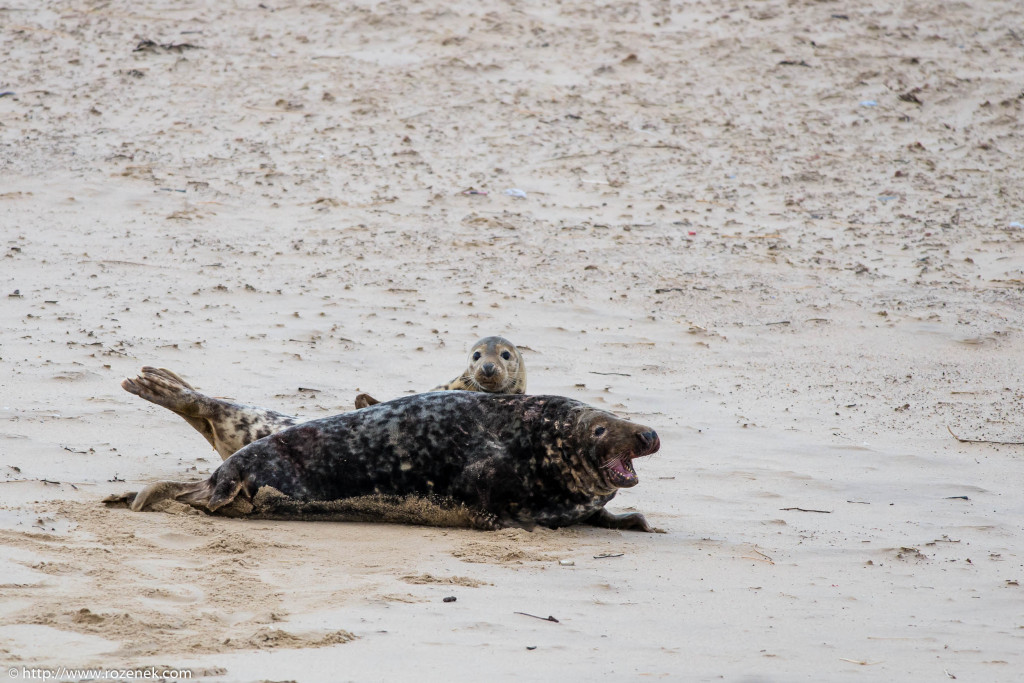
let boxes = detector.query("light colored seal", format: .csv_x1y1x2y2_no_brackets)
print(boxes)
120,392,661,532
121,336,526,460
121,367,301,460
353,336,525,409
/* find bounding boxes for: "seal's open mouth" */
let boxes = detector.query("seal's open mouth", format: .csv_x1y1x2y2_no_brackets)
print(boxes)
601,430,659,489
605,455,638,487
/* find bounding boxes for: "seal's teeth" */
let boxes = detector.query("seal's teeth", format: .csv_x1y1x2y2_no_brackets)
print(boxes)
607,456,635,479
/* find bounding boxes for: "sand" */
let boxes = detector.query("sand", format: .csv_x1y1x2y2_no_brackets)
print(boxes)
1,0,1023,680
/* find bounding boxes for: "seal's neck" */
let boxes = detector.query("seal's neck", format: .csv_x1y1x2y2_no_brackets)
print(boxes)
532,400,613,498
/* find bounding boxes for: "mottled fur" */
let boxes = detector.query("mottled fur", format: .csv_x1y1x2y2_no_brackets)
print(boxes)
128,392,660,532
354,336,525,409
121,367,300,460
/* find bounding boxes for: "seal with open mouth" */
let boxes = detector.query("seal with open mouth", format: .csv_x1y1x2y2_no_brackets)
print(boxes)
124,392,661,532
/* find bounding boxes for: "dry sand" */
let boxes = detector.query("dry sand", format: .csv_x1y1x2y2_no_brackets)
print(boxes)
2,0,1023,680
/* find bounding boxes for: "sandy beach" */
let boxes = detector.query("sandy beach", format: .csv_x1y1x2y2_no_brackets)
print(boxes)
2,0,1023,680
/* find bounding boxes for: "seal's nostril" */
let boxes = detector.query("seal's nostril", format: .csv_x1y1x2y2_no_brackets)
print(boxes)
636,430,658,448
481,362,497,377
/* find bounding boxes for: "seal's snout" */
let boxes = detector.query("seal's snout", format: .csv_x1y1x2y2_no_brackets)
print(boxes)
636,429,660,454
481,362,497,377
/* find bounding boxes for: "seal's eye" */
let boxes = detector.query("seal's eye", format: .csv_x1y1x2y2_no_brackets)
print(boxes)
501,350,511,360
472,351,482,361
594,426,606,437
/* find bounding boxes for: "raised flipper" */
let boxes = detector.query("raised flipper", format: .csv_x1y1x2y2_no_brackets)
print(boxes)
121,367,299,459
585,508,664,533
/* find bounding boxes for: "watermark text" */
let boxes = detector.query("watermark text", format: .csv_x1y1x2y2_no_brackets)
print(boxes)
10,666,192,680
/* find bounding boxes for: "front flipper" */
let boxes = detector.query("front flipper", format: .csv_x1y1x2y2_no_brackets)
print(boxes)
354,393,381,409
585,508,664,533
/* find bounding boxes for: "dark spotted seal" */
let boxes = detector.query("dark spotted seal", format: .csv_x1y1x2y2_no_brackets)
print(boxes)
126,392,661,532
354,336,526,409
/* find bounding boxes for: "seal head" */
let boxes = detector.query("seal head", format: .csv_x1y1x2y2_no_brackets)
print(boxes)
355,335,526,409
444,335,526,394
571,407,660,491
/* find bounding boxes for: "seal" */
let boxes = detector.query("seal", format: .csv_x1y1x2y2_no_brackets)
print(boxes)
353,335,526,409
125,392,661,532
122,336,526,459
121,367,301,460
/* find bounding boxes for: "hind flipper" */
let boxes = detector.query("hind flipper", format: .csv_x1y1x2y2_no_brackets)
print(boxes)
207,476,247,512
122,368,220,451
102,492,137,508
130,479,215,512
122,367,300,459
129,466,253,516
121,367,200,411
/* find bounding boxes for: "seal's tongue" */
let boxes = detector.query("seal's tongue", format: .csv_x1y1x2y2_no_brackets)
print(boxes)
607,455,638,487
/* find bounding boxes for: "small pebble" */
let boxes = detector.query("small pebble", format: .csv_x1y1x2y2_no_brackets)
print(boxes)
558,559,574,566
443,596,456,603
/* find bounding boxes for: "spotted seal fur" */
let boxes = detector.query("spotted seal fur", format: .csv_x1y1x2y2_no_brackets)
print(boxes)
124,392,661,532
354,336,525,409
121,367,302,460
